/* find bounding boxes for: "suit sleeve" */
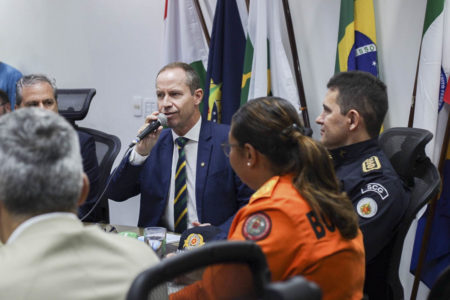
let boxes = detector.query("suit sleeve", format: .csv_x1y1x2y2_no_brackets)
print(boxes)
106,150,143,201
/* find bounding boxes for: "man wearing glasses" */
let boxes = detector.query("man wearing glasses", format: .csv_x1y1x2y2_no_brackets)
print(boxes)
108,62,252,238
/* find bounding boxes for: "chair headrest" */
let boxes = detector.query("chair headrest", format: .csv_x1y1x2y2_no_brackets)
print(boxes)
57,88,96,122
378,127,433,186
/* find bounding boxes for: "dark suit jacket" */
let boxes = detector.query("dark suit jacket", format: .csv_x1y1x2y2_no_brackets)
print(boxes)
77,131,100,219
107,120,252,238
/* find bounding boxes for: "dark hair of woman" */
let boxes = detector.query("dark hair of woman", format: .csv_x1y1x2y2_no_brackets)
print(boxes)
231,97,358,239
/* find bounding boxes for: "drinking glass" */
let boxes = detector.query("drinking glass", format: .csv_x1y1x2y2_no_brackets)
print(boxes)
144,227,167,258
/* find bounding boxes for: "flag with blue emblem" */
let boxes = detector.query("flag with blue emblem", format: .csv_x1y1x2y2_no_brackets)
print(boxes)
203,0,246,124
410,0,450,288
335,0,378,77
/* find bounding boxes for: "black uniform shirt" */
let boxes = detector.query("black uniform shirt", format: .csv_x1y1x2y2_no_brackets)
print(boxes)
331,138,410,262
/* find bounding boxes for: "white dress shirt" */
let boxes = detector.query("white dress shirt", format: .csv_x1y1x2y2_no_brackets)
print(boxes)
129,117,201,231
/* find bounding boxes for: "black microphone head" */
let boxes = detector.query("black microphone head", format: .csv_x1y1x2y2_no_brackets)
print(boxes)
157,114,168,127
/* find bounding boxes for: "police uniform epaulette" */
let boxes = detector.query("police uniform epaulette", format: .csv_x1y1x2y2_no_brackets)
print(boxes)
361,155,383,176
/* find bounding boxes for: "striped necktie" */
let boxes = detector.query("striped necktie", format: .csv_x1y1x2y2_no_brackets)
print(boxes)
174,137,188,233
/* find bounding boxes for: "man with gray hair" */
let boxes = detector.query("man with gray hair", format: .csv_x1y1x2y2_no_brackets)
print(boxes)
16,74,100,221
0,108,160,299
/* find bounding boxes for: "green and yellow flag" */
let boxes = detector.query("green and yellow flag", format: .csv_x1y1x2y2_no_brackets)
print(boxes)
203,0,246,124
336,0,378,76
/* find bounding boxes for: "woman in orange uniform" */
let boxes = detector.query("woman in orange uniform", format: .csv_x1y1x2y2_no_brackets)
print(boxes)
172,97,365,300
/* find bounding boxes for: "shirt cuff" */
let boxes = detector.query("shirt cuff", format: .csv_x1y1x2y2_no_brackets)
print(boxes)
129,148,148,165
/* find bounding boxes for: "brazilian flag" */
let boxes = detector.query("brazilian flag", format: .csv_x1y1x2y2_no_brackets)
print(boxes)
336,0,378,77
203,0,246,124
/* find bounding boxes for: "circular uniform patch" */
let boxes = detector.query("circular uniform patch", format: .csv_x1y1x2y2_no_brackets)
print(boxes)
183,233,205,249
356,197,378,218
242,212,272,241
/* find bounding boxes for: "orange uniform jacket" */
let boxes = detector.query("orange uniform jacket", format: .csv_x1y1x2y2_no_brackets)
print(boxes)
172,175,365,300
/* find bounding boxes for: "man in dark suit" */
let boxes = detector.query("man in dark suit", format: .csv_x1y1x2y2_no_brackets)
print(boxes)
15,74,100,220
108,62,252,238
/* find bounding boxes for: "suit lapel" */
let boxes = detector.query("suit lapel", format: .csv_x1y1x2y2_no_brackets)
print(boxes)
195,121,213,222
158,131,174,200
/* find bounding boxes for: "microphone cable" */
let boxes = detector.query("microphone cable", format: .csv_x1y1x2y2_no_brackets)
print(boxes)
81,115,166,222
80,146,133,222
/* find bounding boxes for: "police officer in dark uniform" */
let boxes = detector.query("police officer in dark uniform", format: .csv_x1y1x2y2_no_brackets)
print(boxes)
316,71,410,299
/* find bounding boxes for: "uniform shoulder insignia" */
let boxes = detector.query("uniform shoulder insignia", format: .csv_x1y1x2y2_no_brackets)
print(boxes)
242,212,272,241
356,197,378,218
252,177,278,199
362,156,382,173
183,233,205,249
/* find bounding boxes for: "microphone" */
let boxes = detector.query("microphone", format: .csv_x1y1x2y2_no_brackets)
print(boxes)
129,114,168,147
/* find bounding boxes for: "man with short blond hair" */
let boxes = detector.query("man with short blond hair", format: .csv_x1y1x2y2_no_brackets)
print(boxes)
108,62,252,237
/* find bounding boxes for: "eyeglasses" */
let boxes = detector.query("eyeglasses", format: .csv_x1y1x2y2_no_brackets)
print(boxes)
221,142,239,157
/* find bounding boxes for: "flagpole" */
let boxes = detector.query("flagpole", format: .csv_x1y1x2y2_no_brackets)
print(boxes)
410,194,438,300
193,0,210,46
408,43,424,127
410,114,449,300
281,0,310,128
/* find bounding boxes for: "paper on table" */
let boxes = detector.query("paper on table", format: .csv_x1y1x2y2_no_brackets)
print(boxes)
166,233,181,244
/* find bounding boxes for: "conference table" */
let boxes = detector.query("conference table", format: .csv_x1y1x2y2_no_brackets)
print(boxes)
86,223,181,254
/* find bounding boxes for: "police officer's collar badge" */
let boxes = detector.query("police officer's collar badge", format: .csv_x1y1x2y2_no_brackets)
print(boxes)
362,156,381,173
242,212,272,241
183,233,205,249
356,197,378,218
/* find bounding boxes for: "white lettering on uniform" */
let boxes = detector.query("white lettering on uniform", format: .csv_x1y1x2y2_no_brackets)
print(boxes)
361,182,389,200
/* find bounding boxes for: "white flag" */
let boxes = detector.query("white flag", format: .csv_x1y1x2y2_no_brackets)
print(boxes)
162,0,209,80
413,0,450,165
241,0,300,111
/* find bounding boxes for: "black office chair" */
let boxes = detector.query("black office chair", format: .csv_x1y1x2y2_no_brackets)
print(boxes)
263,275,322,300
126,241,322,300
58,88,121,223
375,127,441,300
378,127,433,187
77,126,121,222
57,88,96,125
427,265,450,300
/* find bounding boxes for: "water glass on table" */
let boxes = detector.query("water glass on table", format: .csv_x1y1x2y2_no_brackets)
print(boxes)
144,227,167,258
